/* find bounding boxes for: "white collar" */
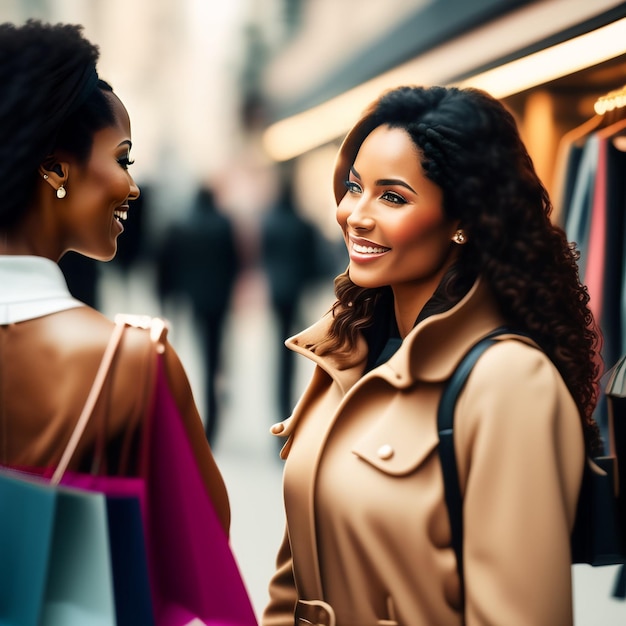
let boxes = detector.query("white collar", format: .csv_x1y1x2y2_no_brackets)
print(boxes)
0,255,85,324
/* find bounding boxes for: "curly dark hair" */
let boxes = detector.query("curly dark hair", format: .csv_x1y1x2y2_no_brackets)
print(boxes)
320,85,602,454
0,20,116,230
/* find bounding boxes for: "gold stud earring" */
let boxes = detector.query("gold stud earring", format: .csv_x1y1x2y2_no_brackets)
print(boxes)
452,229,467,244
56,185,66,199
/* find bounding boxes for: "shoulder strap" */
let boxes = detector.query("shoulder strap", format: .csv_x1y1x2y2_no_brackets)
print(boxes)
50,313,168,485
51,320,127,484
437,327,514,602
50,315,169,485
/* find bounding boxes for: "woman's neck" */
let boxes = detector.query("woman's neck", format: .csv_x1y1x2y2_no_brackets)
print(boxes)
391,261,460,338
392,281,439,338
0,214,60,260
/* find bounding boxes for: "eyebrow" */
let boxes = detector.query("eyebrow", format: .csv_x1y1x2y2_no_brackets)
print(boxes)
350,166,416,194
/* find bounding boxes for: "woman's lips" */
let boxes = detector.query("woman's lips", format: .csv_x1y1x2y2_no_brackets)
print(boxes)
114,205,129,222
349,236,390,261
352,242,389,254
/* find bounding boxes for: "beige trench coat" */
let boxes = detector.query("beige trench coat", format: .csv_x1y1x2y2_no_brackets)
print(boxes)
263,278,584,626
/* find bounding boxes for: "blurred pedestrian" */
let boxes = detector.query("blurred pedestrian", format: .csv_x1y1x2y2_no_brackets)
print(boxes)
260,178,320,423
157,185,240,444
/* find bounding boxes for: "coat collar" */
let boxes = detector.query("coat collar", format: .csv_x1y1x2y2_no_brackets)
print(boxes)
385,277,506,384
0,255,84,324
286,277,506,391
285,307,368,396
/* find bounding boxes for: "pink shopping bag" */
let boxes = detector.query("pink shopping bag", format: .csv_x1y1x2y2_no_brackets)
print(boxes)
141,355,258,626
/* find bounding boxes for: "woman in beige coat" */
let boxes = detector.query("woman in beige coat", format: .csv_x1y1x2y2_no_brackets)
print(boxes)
263,86,602,625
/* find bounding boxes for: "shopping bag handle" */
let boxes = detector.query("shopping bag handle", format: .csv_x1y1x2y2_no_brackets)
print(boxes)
51,320,127,484
50,315,169,485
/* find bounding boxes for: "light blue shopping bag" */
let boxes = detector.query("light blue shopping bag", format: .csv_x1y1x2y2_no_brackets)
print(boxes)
0,468,116,626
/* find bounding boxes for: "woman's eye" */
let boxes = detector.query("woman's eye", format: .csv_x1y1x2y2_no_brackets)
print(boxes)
381,191,407,205
117,155,135,170
344,180,362,194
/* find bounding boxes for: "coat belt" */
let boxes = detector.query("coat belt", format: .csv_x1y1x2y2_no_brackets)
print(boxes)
295,599,336,626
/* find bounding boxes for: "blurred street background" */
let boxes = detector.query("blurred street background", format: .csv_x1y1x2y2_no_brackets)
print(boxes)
3,1,626,623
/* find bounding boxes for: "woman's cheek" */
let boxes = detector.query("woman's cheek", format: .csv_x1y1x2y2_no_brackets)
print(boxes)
336,201,350,230
390,211,447,246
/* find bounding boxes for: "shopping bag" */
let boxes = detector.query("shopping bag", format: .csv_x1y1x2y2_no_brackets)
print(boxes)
60,473,156,626
0,319,137,626
57,317,257,625
1,316,257,626
605,353,626,535
0,468,56,626
143,355,257,626
0,468,116,626
605,353,626,598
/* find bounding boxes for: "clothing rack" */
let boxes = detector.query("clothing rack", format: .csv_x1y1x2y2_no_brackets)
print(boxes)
594,84,626,115
555,83,626,377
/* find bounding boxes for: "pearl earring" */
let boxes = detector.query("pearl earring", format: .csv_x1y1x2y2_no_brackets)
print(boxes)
452,229,467,244
56,185,66,199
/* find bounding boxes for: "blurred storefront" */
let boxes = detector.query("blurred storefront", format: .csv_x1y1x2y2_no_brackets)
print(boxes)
256,0,626,218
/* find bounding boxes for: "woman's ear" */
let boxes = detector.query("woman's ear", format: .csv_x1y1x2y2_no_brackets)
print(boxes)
38,159,70,200
449,220,468,245
451,229,468,245
38,159,69,189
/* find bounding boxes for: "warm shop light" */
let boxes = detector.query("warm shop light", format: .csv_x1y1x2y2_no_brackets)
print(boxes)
262,17,626,162
594,84,626,114
262,87,372,163
456,17,626,97
262,71,405,162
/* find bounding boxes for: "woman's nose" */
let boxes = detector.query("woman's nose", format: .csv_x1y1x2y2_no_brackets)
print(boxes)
128,176,140,201
346,198,375,231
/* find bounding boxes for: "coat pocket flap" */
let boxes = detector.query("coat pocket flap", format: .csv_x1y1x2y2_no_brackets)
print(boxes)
351,397,439,476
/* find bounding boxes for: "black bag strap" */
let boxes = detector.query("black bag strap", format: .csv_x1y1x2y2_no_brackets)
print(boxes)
437,327,514,604
438,331,626,606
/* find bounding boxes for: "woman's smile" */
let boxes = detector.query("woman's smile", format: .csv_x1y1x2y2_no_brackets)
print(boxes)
114,205,129,222
349,236,390,260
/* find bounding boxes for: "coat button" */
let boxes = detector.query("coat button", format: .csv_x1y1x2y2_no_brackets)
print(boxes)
377,444,394,460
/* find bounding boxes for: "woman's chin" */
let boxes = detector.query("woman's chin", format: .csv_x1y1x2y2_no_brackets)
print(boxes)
73,246,116,263
348,267,384,289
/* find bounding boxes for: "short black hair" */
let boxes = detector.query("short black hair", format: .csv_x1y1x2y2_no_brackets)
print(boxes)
0,20,116,229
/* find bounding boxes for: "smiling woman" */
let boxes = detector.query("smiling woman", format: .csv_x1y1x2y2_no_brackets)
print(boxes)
263,85,603,626
0,20,253,625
